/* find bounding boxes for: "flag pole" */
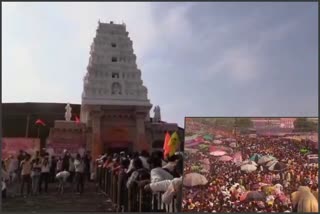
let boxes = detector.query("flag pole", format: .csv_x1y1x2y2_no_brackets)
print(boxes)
37,126,40,138
25,114,30,138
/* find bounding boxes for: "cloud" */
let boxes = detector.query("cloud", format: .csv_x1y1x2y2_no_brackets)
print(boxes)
204,46,259,83
201,16,299,84
2,2,317,127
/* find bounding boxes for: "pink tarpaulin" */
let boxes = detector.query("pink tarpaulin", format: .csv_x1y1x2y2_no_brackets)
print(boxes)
2,138,40,159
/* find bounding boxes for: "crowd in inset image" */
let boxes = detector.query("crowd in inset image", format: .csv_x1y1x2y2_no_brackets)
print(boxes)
183,134,319,213
2,149,93,198
95,150,184,212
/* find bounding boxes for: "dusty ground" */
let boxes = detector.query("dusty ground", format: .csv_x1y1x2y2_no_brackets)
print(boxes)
2,181,114,212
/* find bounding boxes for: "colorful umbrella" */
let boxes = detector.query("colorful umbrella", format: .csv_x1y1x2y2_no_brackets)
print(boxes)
210,151,227,156
219,155,233,162
210,146,233,153
203,134,213,141
213,140,222,144
250,154,262,162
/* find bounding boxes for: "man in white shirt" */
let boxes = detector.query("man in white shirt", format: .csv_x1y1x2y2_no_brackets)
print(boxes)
7,155,18,183
39,157,50,193
56,170,70,194
74,154,85,194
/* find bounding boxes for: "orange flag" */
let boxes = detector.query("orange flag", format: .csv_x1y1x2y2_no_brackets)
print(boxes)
163,132,171,159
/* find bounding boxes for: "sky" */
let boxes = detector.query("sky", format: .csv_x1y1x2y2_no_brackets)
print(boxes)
2,2,318,127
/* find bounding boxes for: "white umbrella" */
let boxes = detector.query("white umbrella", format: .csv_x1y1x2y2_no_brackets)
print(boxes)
185,135,198,141
185,148,198,154
183,172,208,187
241,160,258,166
266,160,278,167
202,158,210,165
268,162,287,171
200,168,209,173
241,164,257,172
229,142,237,148
210,151,227,156
213,140,222,144
258,155,277,165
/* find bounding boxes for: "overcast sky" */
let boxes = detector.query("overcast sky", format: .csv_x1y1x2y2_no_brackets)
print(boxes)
2,2,318,127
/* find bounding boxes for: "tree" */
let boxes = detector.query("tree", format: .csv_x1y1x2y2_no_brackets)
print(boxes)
294,118,317,132
235,118,253,129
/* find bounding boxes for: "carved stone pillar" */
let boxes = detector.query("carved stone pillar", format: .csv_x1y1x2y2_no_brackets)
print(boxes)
91,112,102,160
135,110,149,152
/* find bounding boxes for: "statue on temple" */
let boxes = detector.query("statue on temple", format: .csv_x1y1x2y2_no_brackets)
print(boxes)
153,106,161,122
65,103,72,121
112,82,122,95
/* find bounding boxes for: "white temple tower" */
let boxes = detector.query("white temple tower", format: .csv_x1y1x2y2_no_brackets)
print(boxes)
80,21,152,157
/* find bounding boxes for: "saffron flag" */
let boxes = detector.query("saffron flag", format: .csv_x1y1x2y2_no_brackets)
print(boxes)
163,132,171,158
75,115,80,124
167,131,181,157
35,119,46,126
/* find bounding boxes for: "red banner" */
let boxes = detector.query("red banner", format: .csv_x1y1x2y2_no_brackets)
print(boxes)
46,138,86,157
2,138,40,159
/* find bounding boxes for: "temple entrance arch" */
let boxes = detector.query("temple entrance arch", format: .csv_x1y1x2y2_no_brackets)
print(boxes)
102,126,134,154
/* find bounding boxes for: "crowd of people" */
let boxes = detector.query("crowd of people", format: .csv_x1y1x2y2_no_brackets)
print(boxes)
2,149,93,198
95,150,183,212
183,132,319,213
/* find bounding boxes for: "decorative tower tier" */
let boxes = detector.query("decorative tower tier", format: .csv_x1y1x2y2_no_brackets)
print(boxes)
81,21,151,107
81,21,152,158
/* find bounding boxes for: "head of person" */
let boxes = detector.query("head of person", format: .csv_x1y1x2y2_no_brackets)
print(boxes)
167,154,180,163
25,154,31,161
76,154,81,160
132,152,139,159
132,157,143,170
113,153,119,160
302,177,311,187
150,155,162,169
121,159,130,169
1,161,5,170
35,158,40,164
151,151,163,160
140,150,149,158
114,156,120,164
120,151,126,158
43,157,49,164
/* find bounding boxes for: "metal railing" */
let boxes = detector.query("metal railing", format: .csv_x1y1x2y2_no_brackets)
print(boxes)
96,166,177,212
